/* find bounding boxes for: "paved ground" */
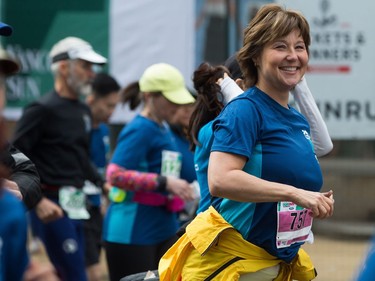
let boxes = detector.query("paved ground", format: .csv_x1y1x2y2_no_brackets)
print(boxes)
32,234,371,281
303,235,370,281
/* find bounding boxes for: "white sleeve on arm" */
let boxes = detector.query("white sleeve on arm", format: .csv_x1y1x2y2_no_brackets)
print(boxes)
291,76,333,157
220,76,243,105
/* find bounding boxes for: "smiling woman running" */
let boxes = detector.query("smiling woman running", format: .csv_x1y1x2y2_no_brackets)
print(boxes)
159,4,334,281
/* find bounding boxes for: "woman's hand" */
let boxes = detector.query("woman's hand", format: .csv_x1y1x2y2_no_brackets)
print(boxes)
166,177,195,201
291,189,334,219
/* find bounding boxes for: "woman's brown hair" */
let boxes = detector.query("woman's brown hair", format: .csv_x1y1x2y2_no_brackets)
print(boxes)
237,4,311,89
187,62,228,151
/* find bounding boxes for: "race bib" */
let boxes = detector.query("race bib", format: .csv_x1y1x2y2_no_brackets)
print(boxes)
161,150,182,178
276,201,313,249
59,186,90,220
82,180,102,195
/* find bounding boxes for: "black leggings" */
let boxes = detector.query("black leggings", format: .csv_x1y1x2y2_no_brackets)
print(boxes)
105,236,177,281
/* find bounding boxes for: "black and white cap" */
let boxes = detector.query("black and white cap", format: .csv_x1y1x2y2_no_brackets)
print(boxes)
49,36,107,65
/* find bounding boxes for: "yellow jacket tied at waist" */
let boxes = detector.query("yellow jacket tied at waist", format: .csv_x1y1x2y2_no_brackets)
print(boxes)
159,206,317,281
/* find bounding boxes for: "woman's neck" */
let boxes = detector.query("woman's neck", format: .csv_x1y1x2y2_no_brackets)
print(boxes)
141,108,162,124
255,83,290,108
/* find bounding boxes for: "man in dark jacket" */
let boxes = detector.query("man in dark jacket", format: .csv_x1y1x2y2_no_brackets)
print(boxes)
0,21,58,281
0,45,42,209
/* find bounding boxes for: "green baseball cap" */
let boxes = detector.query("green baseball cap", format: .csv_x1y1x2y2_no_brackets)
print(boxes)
139,63,195,105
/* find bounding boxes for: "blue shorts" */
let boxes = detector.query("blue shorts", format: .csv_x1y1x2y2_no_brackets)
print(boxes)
30,206,88,281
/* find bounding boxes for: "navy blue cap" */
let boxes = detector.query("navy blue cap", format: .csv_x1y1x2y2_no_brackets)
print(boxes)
0,22,12,36
224,53,243,80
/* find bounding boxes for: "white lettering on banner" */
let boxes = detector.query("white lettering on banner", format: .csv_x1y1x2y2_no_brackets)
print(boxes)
6,44,50,73
4,44,49,110
6,76,41,102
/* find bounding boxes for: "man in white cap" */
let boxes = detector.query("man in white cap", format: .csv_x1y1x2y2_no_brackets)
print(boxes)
12,36,107,281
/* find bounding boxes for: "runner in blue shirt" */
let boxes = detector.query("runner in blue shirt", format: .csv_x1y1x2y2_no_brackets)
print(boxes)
160,5,334,280
191,58,333,214
85,72,120,281
168,102,199,223
103,63,195,281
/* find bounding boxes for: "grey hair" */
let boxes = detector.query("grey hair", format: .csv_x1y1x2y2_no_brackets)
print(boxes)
50,61,61,77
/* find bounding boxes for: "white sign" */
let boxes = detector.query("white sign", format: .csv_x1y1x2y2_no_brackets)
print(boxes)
278,0,375,139
109,0,195,124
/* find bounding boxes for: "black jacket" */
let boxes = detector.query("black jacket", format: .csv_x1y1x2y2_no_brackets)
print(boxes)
0,143,42,209
12,90,103,191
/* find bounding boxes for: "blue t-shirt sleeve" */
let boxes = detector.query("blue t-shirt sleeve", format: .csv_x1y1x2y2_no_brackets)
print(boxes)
211,98,262,160
111,125,149,169
0,192,29,281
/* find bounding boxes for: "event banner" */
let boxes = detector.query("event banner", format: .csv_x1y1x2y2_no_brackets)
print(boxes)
1,0,109,120
4,0,370,139
278,0,375,139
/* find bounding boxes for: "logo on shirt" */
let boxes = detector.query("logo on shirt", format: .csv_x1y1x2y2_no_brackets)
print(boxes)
194,163,199,172
302,130,320,162
302,130,311,140
83,114,91,133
